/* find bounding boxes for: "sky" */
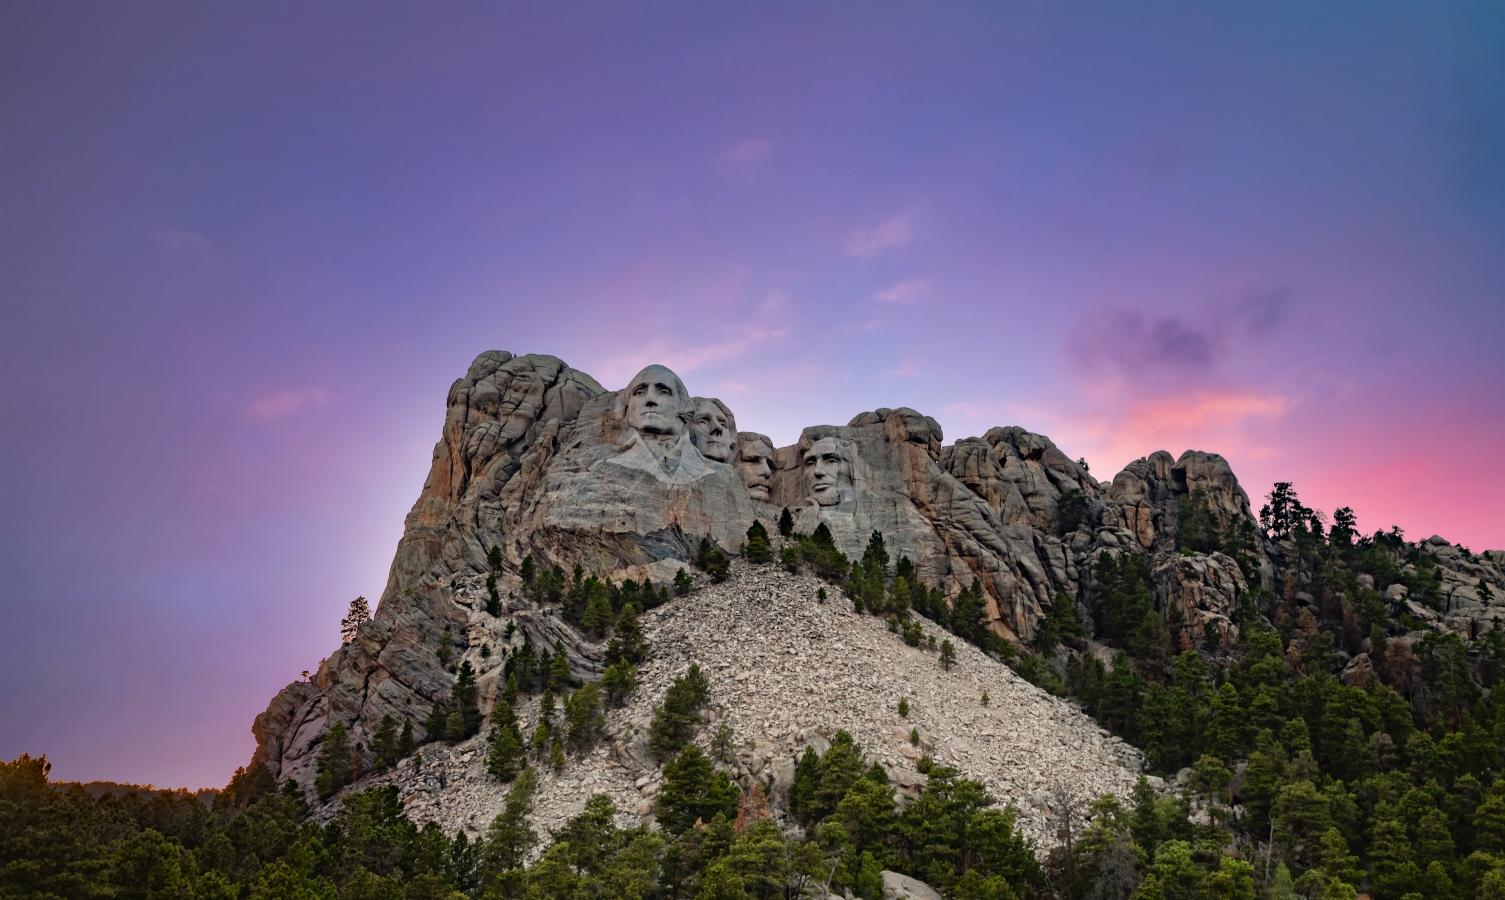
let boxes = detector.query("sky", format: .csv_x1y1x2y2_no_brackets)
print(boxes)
2,2,1503,790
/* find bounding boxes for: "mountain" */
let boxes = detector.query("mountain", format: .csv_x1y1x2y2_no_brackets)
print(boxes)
249,350,1504,842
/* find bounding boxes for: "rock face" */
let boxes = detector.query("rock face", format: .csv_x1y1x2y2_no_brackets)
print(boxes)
251,350,1504,815
311,561,1143,850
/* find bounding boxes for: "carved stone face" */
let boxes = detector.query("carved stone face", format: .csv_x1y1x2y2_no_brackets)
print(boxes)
691,399,736,462
625,365,690,437
803,437,850,506
736,435,775,501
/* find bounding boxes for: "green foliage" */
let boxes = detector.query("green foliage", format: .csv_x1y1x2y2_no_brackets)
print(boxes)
315,722,357,800
777,507,794,537
485,697,526,783
744,520,772,564
655,745,739,833
674,567,693,596
939,640,957,671
601,660,637,707
563,683,605,755
448,660,482,740
648,662,711,760
898,697,909,717
1058,487,1091,535
1176,488,1223,554
705,547,731,582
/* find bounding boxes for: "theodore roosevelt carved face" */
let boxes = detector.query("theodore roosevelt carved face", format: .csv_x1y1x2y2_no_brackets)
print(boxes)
624,365,691,438
803,436,851,507
691,398,737,463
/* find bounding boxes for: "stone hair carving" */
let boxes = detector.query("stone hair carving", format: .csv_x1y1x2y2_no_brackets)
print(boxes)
690,398,738,463
622,364,693,439
802,435,853,507
735,432,775,501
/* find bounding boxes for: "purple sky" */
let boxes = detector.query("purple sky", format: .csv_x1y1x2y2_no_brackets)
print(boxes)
3,3,1502,789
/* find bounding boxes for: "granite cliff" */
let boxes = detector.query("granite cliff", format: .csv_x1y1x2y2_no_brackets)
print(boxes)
251,351,1504,834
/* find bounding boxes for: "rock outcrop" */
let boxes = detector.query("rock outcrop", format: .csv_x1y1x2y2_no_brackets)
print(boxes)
251,349,1504,824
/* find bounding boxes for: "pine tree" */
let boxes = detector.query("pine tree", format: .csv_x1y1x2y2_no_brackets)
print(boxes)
655,744,739,834
898,698,909,717
482,768,538,872
397,717,415,759
940,640,957,671
425,700,449,742
649,663,711,759
674,567,693,596
745,520,772,563
485,574,501,617
520,554,536,585
778,507,795,537
706,547,730,583
602,660,637,707
486,698,525,782
548,640,573,692
488,544,504,573
449,661,482,739
341,596,372,644
315,722,354,800
372,715,398,770
605,602,647,665
531,691,555,757
564,683,605,754
582,581,614,637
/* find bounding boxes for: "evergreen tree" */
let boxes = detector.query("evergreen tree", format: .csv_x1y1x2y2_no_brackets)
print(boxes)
486,698,525,782
487,544,504,573
485,574,502,617
744,520,772,563
778,507,795,538
655,745,739,834
604,603,647,665
396,717,415,759
564,683,605,755
601,660,637,707
581,578,614,637
481,768,538,875
341,596,372,644
520,554,536,586
649,663,711,759
547,640,573,693
1176,488,1223,553
448,661,482,739
424,700,449,742
939,640,957,671
1057,488,1091,535
315,722,355,800
371,715,398,771
674,567,693,595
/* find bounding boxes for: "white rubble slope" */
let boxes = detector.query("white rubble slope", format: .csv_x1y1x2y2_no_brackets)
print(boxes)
320,561,1144,850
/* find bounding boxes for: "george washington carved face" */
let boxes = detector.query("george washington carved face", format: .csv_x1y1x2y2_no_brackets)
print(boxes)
735,433,775,501
803,436,851,506
690,398,737,463
624,365,691,438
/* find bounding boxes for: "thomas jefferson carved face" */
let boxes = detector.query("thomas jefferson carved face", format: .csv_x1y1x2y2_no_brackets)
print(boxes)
735,434,775,501
803,437,850,506
691,399,736,462
625,365,690,438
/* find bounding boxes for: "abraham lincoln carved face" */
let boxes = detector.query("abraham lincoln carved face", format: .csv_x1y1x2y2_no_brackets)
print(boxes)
803,436,851,506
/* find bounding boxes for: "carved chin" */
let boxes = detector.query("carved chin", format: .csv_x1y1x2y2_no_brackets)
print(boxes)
745,484,770,500
812,486,840,506
632,414,680,436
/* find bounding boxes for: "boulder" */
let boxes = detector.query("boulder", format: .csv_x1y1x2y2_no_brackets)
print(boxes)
881,872,943,900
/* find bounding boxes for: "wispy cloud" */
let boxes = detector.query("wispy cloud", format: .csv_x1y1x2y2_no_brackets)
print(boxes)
152,227,214,253
846,212,915,256
874,279,928,304
246,389,336,421
1067,290,1291,377
722,137,771,164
